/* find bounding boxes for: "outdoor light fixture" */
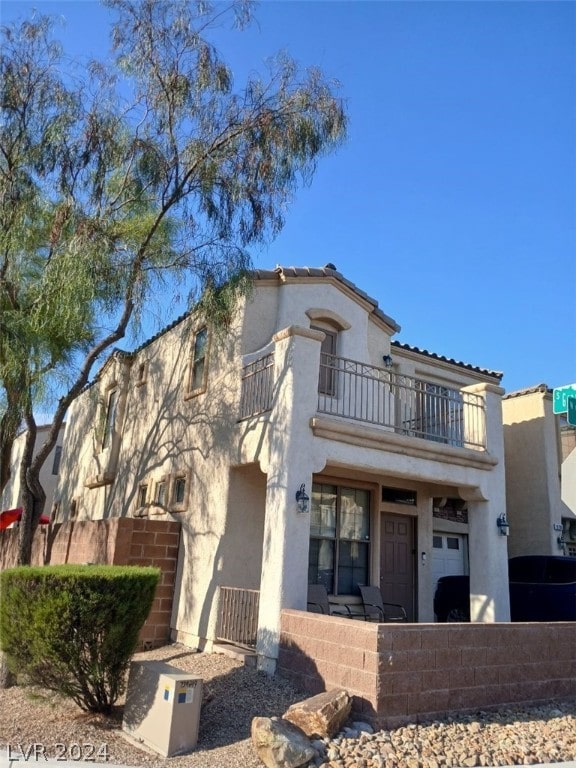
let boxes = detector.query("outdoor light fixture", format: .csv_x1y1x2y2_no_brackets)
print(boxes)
382,354,393,368
557,534,566,550
296,483,310,514
496,513,510,536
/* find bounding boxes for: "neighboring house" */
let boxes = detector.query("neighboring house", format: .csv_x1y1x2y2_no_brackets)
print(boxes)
502,384,576,558
0,424,65,518
54,265,509,672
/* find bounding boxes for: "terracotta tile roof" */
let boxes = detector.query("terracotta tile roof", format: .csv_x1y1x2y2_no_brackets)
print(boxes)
391,341,503,381
254,264,401,332
503,383,551,399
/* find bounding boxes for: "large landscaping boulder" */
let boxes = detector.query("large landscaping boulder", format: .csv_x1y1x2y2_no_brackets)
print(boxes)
251,716,316,768
284,688,351,739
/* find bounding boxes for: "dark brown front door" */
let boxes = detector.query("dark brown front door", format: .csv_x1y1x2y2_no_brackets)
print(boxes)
380,513,416,621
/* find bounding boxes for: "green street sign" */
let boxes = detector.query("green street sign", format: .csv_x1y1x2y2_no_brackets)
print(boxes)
568,396,576,426
553,384,576,414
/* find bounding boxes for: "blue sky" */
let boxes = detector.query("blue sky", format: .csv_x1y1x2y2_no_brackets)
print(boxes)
3,0,575,394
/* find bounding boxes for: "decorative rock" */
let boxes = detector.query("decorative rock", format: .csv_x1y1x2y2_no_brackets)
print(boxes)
251,716,316,768
326,746,340,761
284,689,352,739
352,721,374,734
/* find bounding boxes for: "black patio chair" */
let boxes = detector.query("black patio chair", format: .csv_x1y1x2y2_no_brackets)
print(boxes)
359,584,408,622
307,584,356,618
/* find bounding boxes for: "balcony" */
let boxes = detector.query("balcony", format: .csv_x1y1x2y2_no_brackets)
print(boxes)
239,352,487,451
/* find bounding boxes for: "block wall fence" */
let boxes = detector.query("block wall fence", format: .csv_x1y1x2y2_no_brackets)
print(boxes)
278,609,576,729
0,518,181,649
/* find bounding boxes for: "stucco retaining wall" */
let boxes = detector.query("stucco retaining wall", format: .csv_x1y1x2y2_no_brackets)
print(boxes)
0,518,180,649
278,609,576,728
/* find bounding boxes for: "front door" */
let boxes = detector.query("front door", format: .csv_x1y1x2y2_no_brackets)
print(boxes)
380,513,416,621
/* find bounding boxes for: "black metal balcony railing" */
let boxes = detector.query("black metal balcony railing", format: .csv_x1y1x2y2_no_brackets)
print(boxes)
238,353,274,421
239,352,487,450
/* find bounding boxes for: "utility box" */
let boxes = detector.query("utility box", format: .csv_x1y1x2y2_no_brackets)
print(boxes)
122,660,202,757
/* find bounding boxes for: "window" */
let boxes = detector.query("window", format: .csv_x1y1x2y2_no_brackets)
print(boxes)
138,484,148,507
155,481,166,507
187,326,209,394
308,483,370,596
314,327,337,396
135,361,147,387
51,445,62,475
102,389,119,449
173,476,187,505
382,486,417,506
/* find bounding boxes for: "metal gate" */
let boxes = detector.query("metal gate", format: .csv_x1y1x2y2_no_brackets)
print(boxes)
216,587,260,649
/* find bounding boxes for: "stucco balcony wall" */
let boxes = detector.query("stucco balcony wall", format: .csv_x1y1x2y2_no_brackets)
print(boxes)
278,609,576,729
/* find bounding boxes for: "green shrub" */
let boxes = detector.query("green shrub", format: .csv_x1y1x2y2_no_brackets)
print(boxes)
0,564,160,713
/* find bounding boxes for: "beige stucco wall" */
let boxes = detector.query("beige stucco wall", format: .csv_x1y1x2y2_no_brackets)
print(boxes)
502,388,571,557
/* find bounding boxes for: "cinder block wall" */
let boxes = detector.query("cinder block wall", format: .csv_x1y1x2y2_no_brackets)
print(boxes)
0,518,180,649
124,519,181,648
279,609,576,728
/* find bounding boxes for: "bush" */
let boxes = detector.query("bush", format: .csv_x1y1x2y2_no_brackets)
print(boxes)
0,564,160,713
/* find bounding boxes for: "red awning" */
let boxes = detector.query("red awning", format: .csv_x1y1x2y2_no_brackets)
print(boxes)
0,508,50,531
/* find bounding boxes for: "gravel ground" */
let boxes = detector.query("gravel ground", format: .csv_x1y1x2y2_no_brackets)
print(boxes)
0,643,574,768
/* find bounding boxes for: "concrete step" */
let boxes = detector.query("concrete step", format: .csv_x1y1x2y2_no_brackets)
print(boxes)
212,642,257,667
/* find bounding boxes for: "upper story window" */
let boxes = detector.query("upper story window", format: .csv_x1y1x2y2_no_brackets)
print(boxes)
51,445,62,475
186,326,209,396
135,361,148,388
102,389,119,449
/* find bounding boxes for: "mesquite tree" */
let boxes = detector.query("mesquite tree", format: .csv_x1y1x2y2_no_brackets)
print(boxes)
0,0,347,564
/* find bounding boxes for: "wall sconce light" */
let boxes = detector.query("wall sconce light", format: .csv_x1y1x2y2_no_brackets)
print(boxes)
557,534,566,550
421,551,427,565
382,354,393,369
496,513,510,536
296,483,310,514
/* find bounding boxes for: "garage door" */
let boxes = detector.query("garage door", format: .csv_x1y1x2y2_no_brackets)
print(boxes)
432,533,467,588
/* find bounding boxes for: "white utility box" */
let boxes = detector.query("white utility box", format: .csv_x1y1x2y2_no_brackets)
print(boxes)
122,660,202,757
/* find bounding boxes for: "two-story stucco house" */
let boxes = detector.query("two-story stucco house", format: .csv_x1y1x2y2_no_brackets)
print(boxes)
502,384,576,558
54,265,509,671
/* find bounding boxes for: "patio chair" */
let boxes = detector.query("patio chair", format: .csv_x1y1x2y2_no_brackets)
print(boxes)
307,584,356,618
359,584,408,622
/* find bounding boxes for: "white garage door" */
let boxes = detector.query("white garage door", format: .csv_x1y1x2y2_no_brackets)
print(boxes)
432,533,467,589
